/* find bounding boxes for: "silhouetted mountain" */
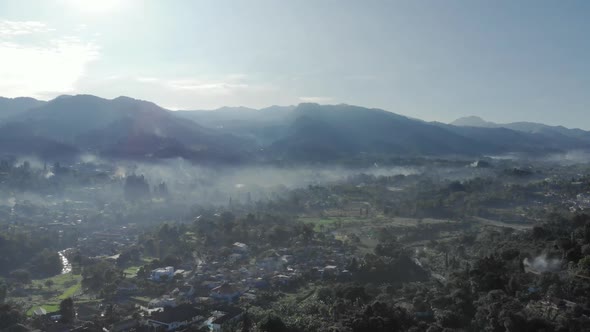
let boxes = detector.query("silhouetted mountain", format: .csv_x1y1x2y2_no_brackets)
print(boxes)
0,97,46,122
2,94,590,163
264,104,590,161
451,116,496,128
175,105,295,126
175,105,295,145
266,104,496,161
0,122,78,159
441,124,586,154
1,95,250,162
452,116,590,141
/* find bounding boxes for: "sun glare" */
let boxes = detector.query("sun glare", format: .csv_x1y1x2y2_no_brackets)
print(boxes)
64,0,126,14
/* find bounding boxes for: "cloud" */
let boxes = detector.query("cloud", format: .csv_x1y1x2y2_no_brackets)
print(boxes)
0,20,99,98
0,20,53,36
74,73,286,110
167,79,249,94
299,96,333,103
133,74,262,96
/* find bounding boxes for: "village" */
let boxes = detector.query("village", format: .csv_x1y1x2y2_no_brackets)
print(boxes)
3,157,590,331
23,226,358,332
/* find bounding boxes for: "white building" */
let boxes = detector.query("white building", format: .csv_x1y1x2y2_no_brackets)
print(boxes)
151,266,174,281
148,295,177,308
233,242,248,252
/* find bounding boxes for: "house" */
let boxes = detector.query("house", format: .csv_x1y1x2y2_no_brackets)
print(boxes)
151,266,174,281
174,269,186,278
148,295,177,308
251,277,269,289
272,274,292,286
323,265,339,278
47,312,62,322
146,304,204,331
210,283,241,303
32,307,47,316
205,309,243,332
233,242,248,253
281,255,293,265
178,284,195,298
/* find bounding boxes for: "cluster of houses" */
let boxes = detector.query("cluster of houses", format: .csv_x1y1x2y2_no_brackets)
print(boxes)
77,227,138,258
141,304,244,332
103,238,355,331
25,234,357,331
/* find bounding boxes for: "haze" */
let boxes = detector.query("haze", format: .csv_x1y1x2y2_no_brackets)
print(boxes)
3,2,590,332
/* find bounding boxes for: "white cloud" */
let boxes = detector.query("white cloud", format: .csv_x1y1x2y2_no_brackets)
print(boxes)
167,79,249,94
77,73,287,110
0,20,53,36
0,20,99,98
133,75,255,96
299,96,333,103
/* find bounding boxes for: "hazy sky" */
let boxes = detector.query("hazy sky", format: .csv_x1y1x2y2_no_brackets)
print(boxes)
0,1,589,128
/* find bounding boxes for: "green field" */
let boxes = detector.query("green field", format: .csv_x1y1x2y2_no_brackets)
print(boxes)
26,303,59,316
59,282,81,300
298,216,362,231
123,266,141,278
19,273,83,316
130,296,151,306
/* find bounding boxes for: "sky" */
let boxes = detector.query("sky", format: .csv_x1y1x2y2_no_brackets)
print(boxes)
0,0,589,128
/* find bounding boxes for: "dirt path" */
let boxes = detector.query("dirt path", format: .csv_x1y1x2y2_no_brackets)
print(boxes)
472,216,534,230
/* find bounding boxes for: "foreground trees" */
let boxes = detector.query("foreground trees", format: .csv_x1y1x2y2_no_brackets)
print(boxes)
59,297,75,323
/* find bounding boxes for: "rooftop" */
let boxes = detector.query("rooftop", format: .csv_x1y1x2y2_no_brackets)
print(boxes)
149,304,202,324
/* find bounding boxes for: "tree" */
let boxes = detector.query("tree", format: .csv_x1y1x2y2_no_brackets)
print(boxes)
0,281,6,303
59,297,75,323
9,269,31,284
0,304,23,329
44,280,54,289
241,312,252,332
577,256,590,275
30,249,62,277
258,314,287,332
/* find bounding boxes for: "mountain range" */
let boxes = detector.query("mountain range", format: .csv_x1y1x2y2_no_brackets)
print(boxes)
1,95,589,163
451,116,590,141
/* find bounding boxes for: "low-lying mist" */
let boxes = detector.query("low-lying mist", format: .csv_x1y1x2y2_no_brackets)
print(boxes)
128,158,422,205
3,155,424,208
523,254,562,273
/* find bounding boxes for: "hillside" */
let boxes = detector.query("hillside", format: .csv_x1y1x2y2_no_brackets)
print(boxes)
2,95,590,163
452,116,590,141
0,97,46,122
0,95,250,162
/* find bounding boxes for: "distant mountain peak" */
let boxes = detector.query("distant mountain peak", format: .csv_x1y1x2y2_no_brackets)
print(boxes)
113,95,138,102
0,96,44,102
0,96,47,121
451,116,497,128
216,106,257,112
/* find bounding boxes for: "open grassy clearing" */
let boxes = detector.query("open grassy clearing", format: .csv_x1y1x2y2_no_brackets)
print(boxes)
123,265,141,278
59,282,81,300
26,303,59,316
298,216,365,231
19,273,83,316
